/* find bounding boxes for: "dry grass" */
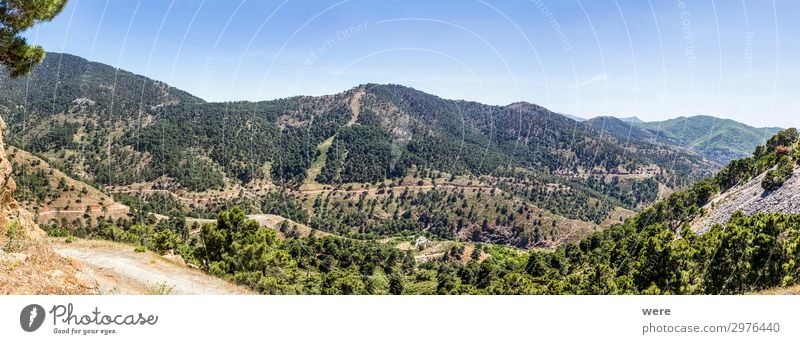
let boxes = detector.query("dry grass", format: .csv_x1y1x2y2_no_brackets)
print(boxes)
0,237,95,295
460,244,489,264
144,281,175,295
600,207,638,227
756,284,800,295
300,136,336,192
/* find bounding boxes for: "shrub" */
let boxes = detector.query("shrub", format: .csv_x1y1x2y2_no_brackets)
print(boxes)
767,128,799,151
145,281,174,295
4,221,23,252
762,156,794,191
151,228,180,254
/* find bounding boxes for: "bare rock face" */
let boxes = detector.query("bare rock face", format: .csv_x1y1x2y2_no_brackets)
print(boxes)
0,117,92,294
692,165,800,233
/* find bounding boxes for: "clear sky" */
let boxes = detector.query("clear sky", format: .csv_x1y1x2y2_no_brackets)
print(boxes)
23,0,800,128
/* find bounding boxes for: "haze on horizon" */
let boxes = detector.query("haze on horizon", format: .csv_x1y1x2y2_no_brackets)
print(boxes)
23,0,800,128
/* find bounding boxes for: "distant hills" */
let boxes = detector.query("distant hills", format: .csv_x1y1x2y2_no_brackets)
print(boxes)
617,116,644,124
558,113,586,122
585,115,782,163
584,116,659,144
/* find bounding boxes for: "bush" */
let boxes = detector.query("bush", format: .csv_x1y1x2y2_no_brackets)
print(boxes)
4,221,23,252
762,156,794,191
41,225,68,237
151,228,180,254
766,128,799,151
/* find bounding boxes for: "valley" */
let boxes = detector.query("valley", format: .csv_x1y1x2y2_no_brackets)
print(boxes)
1,52,798,295
1,53,720,249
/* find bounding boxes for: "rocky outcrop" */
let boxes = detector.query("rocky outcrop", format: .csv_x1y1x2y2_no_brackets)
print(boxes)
692,165,800,233
0,118,46,240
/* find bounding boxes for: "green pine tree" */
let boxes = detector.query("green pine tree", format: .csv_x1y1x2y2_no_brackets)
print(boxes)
0,0,68,77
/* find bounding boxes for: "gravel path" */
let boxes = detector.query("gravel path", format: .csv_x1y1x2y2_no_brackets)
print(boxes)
51,240,250,295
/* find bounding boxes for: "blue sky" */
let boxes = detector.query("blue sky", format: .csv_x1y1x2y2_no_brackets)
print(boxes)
24,0,800,127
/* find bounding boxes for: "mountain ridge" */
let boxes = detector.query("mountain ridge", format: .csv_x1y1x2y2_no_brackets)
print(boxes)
0,52,721,249
2,52,799,295
585,114,782,163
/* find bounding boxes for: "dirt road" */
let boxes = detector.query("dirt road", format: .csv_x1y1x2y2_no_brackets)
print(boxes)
51,239,250,295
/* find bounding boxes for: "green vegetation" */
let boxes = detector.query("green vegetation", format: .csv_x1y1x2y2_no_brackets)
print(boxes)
0,53,725,247
6,50,799,294
113,192,187,218
193,208,404,294
43,212,187,257
261,190,308,224
715,128,798,193
38,128,798,294
4,220,23,252
10,158,57,204
43,190,800,295
522,211,800,294
0,0,68,77
762,156,794,191
3,57,710,195
584,116,658,143
3,54,717,243
490,168,657,224
635,115,782,163
317,122,405,184
587,115,784,164
221,127,799,294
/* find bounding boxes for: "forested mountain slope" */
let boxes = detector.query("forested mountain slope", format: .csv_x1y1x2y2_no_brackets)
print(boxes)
517,128,800,294
6,146,132,228
585,116,675,145
637,116,782,163
1,52,717,249
3,52,796,294
0,118,92,294
28,128,796,295
1,53,713,189
586,115,782,163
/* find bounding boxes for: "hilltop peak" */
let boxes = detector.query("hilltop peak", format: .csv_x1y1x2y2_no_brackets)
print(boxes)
618,116,644,124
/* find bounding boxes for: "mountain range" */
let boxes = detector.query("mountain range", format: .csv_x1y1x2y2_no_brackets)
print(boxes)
0,52,723,249
1,52,798,295
585,115,782,163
